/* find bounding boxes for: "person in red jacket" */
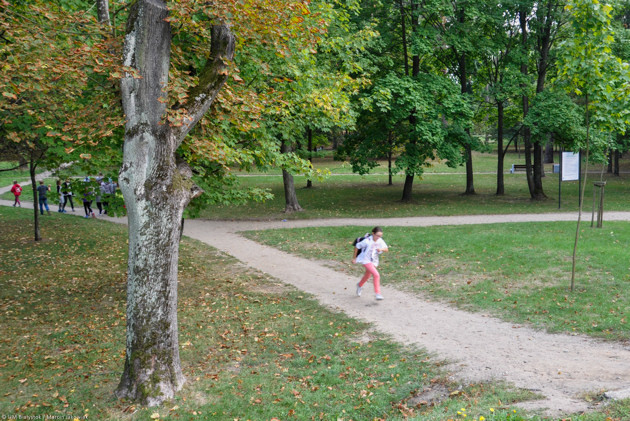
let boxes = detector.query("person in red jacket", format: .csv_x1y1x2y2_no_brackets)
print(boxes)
10,181,22,207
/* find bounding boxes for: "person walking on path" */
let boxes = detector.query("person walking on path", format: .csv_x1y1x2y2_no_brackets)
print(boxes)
10,181,22,207
95,173,104,215
352,226,388,300
82,186,95,218
56,179,65,212
36,180,51,215
62,178,75,212
102,178,117,215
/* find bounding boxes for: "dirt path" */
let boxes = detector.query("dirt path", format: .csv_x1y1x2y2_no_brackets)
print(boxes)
4,182,630,417
182,214,630,417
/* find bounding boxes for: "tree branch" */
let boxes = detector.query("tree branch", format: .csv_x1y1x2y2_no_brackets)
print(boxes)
171,24,235,146
0,164,25,172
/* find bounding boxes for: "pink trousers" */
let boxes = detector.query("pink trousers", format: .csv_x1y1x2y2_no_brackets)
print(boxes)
358,263,380,294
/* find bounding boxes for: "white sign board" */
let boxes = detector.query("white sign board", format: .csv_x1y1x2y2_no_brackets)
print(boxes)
561,152,580,181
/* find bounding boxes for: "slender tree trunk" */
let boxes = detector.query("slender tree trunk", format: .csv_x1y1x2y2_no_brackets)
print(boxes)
496,101,505,195
388,131,393,186
401,1,420,202
458,6,475,195
519,9,535,197
281,140,303,212
399,0,409,76
532,29,549,200
531,1,557,198
544,134,554,163
30,157,41,242
571,93,591,292
523,124,534,195
306,127,313,188
608,151,614,173
115,0,234,406
614,150,620,175
464,147,474,194
96,0,111,26
533,142,546,199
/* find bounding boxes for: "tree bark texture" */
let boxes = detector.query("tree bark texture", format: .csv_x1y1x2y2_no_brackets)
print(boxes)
401,173,414,202
115,0,234,406
283,169,303,212
96,0,111,26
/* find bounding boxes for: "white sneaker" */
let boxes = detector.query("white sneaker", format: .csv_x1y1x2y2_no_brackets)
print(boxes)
356,283,362,297
375,294,384,300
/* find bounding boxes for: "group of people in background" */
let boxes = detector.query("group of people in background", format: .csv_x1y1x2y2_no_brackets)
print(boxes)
10,173,117,217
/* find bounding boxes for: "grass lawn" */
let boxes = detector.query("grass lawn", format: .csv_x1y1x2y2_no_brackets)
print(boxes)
0,208,630,421
2,152,630,420
1,209,630,420
198,151,630,220
0,207,546,421
3,151,629,221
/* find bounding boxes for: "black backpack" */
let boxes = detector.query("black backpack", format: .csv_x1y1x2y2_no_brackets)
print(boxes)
352,233,370,257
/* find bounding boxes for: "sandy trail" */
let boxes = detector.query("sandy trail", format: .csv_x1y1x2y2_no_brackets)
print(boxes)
183,214,630,417
4,180,630,416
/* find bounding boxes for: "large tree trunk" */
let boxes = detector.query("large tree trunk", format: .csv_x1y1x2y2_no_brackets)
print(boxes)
283,169,303,212
496,101,505,195
115,0,234,406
